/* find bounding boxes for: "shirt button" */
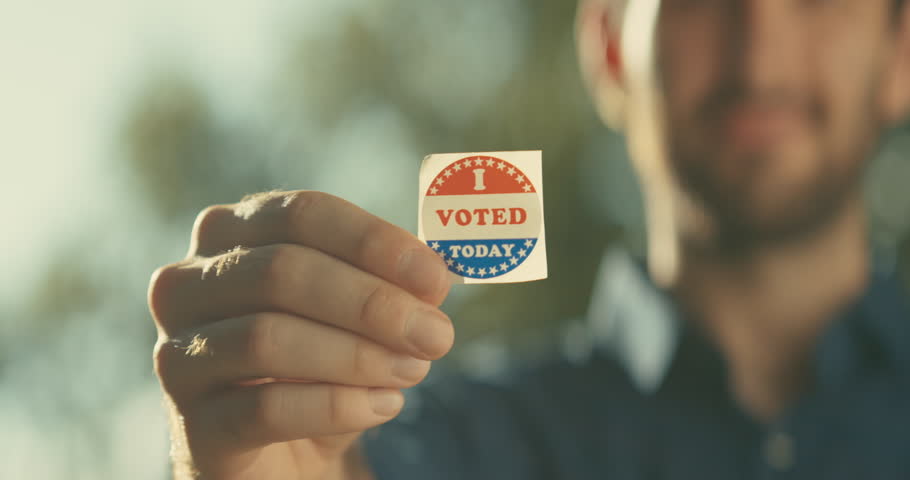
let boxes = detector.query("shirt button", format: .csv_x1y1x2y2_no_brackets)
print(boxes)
764,431,795,472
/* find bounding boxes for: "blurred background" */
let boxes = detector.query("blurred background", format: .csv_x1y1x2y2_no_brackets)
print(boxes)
2,1,909,478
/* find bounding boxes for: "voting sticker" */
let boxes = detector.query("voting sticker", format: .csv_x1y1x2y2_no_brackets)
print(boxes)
418,150,547,284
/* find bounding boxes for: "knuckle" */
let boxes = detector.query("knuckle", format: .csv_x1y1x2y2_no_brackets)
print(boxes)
251,384,288,436
148,263,183,326
190,205,231,254
234,190,277,215
283,190,327,226
355,219,388,266
252,245,295,304
152,338,184,395
350,338,380,380
264,244,294,284
219,386,280,445
359,284,407,335
326,384,352,430
244,314,280,370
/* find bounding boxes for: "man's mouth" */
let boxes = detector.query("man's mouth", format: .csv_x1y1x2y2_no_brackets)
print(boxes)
720,105,810,150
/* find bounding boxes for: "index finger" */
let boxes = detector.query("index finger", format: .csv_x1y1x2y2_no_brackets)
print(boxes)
188,191,450,305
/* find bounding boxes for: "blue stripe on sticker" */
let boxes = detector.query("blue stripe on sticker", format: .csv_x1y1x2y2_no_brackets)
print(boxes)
427,238,537,279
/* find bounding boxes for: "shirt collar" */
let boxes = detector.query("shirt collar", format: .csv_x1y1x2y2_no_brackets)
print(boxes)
587,248,910,394
587,248,680,394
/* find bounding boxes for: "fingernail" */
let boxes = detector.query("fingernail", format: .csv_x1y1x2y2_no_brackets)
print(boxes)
398,248,446,299
391,355,431,382
405,309,453,359
369,389,404,416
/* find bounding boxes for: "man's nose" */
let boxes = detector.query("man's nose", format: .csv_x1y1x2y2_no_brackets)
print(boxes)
735,1,800,92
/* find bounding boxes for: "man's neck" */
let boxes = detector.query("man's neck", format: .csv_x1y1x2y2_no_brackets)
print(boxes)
673,198,871,422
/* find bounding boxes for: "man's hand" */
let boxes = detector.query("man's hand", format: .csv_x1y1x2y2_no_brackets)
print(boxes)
148,190,454,479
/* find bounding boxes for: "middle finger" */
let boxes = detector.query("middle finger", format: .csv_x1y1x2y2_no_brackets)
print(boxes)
155,312,431,400
153,243,453,360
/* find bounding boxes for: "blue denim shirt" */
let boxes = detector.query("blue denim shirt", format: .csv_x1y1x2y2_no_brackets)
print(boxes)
364,250,910,479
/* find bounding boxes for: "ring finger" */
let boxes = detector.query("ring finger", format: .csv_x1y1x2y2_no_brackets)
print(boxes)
155,312,432,401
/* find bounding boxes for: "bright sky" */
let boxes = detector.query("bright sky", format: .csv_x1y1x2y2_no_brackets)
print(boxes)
0,0,361,304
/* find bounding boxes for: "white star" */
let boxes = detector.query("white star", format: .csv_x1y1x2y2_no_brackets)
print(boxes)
518,248,527,257
524,239,533,248
463,160,473,168
522,184,532,192
478,268,487,276
456,263,465,272
489,266,498,275
446,258,455,266
510,257,519,265
466,267,475,275
444,169,453,177
474,158,485,166
497,161,506,170
500,262,508,270
430,186,438,194
438,251,446,259
431,242,440,250
507,167,516,176
453,163,463,171
515,175,525,183
486,158,495,167
436,177,445,186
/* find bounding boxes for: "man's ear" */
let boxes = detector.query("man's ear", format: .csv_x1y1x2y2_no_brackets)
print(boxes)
576,0,627,129
880,3,910,125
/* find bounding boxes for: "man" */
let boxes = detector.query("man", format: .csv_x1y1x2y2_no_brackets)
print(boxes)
147,0,910,478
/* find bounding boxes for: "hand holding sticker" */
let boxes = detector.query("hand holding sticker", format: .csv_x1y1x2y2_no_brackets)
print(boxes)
418,150,547,284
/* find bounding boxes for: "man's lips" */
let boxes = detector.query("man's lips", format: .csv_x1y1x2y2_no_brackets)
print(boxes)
720,106,809,149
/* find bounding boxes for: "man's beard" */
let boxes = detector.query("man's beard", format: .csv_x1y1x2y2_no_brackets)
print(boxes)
671,148,867,254
666,85,880,254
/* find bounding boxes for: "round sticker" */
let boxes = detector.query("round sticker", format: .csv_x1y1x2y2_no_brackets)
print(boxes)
421,155,542,279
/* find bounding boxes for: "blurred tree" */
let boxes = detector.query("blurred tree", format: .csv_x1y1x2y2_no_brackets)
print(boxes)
3,243,105,374
122,68,276,225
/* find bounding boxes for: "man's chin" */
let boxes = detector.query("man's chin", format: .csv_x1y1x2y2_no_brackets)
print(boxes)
697,188,852,251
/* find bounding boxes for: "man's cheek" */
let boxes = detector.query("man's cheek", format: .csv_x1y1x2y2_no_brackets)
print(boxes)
659,25,721,127
829,70,881,162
